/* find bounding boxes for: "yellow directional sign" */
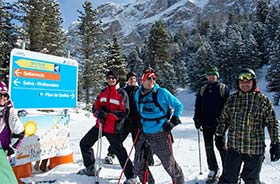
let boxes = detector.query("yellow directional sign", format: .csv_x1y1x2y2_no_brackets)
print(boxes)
16,59,54,72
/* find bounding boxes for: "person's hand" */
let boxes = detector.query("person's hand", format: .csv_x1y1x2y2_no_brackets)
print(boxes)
6,146,16,156
270,142,280,162
97,107,108,123
193,119,201,129
215,135,226,151
163,116,181,132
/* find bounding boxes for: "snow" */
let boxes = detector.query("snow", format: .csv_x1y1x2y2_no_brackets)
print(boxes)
188,0,209,9
20,67,280,183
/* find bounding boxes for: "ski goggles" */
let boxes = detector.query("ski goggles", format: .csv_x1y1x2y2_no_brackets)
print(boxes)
238,72,255,81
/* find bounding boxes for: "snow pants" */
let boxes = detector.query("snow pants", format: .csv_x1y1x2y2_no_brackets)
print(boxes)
108,116,140,154
133,131,184,184
218,148,264,184
79,126,134,179
203,127,226,171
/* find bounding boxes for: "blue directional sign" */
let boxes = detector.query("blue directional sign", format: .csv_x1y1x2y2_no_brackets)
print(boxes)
9,49,78,109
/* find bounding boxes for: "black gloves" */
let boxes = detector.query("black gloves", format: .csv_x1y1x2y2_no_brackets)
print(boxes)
215,135,226,151
163,116,181,132
193,118,201,129
96,107,108,123
270,142,280,162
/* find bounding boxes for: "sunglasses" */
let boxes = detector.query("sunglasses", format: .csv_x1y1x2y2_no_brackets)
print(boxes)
106,76,116,80
238,72,255,81
0,93,8,97
147,77,156,81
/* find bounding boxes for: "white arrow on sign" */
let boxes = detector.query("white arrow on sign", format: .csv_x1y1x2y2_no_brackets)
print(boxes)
71,93,75,99
15,69,22,76
13,78,21,86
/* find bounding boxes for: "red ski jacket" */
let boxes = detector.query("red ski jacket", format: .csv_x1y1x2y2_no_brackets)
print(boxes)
93,85,129,134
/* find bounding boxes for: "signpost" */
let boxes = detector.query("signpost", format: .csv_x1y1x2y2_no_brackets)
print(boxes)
9,48,78,109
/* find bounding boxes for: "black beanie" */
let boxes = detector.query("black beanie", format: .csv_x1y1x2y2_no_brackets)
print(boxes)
106,69,119,80
126,71,136,81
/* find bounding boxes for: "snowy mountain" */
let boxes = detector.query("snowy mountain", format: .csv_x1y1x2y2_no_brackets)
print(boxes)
19,66,280,184
66,0,262,53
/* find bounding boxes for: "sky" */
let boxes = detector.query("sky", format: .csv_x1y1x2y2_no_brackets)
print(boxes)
57,0,130,29
5,0,130,29
17,66,280,184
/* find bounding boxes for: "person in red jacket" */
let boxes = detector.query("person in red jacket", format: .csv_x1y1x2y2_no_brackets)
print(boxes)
77,70,138,184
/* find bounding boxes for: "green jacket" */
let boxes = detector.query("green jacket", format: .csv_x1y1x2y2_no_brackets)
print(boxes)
216,90,279,155
0,148,17,184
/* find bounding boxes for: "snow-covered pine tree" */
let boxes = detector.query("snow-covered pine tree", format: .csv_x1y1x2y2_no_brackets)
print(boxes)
266,27,280,105
0,1,17,83
106,35,127,87
146,20,177,93
77,1,104,105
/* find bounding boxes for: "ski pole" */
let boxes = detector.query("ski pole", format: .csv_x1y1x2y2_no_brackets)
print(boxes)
117,128,141,184
168,133,176,184
95,123,103,184
197,129,202,175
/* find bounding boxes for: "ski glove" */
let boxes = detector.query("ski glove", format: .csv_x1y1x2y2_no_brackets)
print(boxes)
270,142,280,162
193,118,201,129
163,116,181,132
215,135,226,151
97,107,108,123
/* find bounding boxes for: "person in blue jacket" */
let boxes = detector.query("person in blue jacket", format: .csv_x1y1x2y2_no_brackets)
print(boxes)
133,67,184,184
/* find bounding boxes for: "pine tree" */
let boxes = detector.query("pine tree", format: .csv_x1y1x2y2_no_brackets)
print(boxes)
106,35,127,87
0,1,17,83
77,1,104,105
15,0,65,56
266,27,280,105
146,20,177,93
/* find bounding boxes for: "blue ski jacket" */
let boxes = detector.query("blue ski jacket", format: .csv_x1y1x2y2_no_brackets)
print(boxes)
135,83,183,134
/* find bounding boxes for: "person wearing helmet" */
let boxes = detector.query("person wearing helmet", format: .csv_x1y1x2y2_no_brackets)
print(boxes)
0,81,25,157
193,66,229,182
78,69,139,183
216,68,280,184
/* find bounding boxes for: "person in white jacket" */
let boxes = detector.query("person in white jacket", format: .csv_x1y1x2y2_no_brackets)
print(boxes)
0,81,25,156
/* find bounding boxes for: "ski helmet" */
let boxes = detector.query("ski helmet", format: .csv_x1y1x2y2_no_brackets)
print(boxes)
237,68,257,91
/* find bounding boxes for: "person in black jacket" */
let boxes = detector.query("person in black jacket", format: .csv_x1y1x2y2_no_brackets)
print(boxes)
104,71,141,165
193,67,229,181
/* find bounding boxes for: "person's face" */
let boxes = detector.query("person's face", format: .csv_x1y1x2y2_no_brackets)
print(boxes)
106,75,117,86
207,74,218,83
143,76,156,90
127,76,137,86
239,80,253,92
0,92,8,106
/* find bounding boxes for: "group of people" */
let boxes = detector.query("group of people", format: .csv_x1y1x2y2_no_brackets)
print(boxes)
194,67,280,184
78,67,184,184
1,65,280,184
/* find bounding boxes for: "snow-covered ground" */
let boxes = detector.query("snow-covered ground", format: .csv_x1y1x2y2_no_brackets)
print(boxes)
21,67,280,183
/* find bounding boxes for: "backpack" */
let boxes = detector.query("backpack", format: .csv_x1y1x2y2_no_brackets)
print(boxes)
200,83,226,97
138,88,172,122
